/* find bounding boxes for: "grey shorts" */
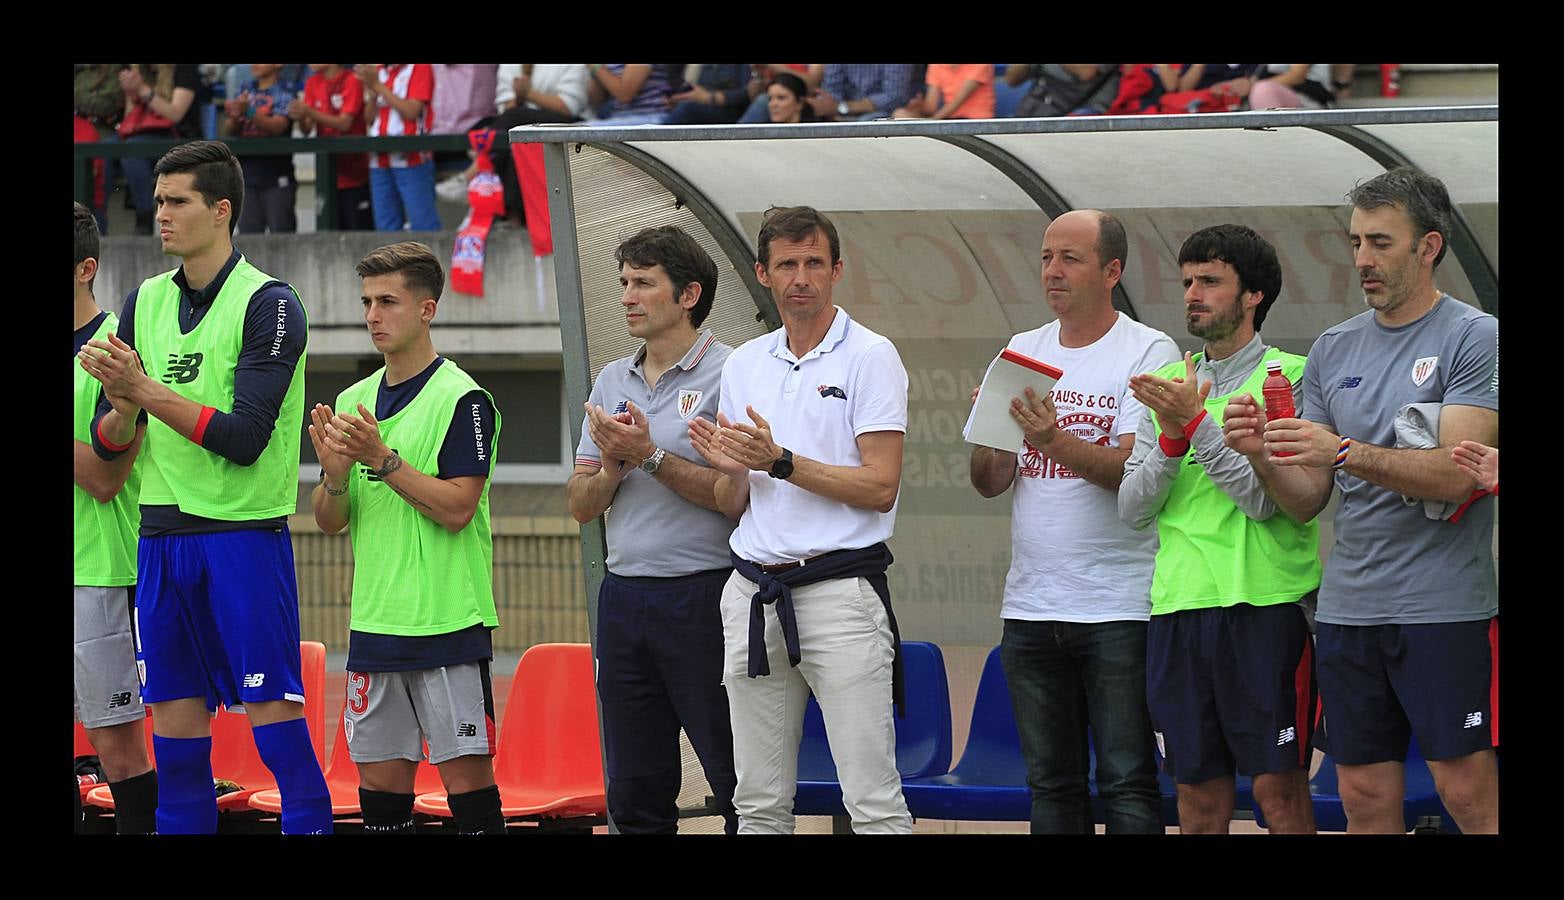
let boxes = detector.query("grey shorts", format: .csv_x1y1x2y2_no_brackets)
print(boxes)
344,660,497,765
74,585,146,729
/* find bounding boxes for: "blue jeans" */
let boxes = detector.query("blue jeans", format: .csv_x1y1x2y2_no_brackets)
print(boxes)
1001,618,1161,834
121,131,175,231
369,162,441,231
738,94,771,123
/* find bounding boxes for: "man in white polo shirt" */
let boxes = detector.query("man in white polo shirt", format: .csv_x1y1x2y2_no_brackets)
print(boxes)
689,205,911,834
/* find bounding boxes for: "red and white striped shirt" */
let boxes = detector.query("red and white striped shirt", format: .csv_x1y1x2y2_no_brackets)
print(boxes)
368,64,435,169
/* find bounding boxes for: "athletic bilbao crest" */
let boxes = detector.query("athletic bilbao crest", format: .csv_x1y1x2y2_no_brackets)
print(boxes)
1411,356,1438,387
677,389,702,419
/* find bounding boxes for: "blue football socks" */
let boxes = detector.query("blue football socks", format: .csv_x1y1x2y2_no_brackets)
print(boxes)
152,734,218,834
253,718,333,834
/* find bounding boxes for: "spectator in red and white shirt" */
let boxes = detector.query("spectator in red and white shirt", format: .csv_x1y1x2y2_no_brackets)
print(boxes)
355,63,441,231
291,64,373,230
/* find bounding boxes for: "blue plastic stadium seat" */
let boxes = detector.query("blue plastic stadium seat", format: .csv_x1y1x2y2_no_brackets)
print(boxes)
792,641,954,817
901,644,1218,828
1254,734,1455,832
898,645,1029,820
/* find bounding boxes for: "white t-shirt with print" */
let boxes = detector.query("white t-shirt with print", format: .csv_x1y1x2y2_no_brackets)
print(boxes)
1000,312,1180,623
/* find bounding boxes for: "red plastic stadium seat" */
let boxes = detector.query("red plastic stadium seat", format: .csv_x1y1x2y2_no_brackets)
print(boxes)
85,642,326,813
413,643,605,820
249,700,443,817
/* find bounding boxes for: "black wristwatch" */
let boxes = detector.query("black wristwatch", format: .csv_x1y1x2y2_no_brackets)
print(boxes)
768,447,794,480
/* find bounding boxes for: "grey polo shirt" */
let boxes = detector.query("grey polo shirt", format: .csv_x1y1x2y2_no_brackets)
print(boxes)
576,330,737,577
1301,296,1498,625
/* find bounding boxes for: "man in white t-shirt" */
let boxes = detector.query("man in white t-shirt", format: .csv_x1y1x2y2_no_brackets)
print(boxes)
970,209,1180,834
689,206,911,834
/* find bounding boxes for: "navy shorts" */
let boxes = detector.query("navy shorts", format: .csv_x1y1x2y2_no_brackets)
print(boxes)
135,529,306,712
1315,618,1498,764
1147,602,1316,784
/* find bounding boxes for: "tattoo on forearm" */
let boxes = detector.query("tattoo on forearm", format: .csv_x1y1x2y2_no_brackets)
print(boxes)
388,481,434,511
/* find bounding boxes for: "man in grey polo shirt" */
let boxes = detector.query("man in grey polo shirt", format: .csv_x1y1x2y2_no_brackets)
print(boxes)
568,225,739,834
1223,167,1499,833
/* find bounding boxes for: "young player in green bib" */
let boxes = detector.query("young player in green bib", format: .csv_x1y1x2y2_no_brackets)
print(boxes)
73,202,157,833
78,142,330,834
310,242,505,834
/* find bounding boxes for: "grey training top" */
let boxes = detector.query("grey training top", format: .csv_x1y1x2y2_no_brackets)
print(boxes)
576,330,737,577
1121,333,1296,530
1302,296,1498,625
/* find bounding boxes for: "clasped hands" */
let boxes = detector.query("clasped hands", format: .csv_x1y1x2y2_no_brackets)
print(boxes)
77,332,146,417
688,406,782,477
308,402,393,483
583,401,655,477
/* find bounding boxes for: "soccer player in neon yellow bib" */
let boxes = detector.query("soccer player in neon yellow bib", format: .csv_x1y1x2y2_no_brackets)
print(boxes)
310,242,505,833
78,141,330,834
73,202,157,833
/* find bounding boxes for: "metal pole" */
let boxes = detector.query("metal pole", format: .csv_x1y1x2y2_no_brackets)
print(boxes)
542,139,620,834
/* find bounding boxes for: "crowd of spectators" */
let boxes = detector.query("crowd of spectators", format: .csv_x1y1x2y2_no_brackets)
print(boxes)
74,64,1370,236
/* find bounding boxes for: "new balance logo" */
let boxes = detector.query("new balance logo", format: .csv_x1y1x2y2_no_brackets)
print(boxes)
1337,376,1362,390
243,673,266,688
108,691,132,708
457,723,478,737
1464,711,1483,729
162,352,204,384
1277,726,1296,746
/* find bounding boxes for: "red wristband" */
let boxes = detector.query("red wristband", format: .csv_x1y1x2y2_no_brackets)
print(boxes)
1158,410,1207,457
1158,432,1189,457
1182,409,1208,440
1491,482,1499,496
96,418,133,452
190,406,217,446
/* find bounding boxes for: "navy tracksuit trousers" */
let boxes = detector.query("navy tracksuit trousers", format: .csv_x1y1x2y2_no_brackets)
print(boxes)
596,569,739,834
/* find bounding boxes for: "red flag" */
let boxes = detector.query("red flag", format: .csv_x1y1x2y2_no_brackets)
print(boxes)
511,141,553,256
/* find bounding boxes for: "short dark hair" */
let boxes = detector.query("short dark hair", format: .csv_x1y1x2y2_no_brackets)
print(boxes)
615,226,719,328
74,201,99,273
757,206,840,268
356,241,446,301
1178,224,1283,331
152,140,245,234
1348,166,1454,268
1094,211,1128,271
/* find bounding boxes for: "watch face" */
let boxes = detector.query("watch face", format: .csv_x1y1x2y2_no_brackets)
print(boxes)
769,450,794,479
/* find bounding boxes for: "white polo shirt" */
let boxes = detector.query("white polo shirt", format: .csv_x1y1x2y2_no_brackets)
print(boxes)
721,307,908,565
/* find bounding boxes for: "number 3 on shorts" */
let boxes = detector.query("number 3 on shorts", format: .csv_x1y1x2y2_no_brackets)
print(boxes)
348,671,370,715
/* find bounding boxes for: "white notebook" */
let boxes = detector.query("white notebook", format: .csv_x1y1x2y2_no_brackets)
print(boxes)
962,348,1065,451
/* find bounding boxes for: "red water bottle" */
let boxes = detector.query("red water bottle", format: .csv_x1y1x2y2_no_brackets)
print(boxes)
1262,360,1295,458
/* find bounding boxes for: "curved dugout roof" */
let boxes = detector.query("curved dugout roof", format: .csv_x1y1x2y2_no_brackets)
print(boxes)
522,106,1499,647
